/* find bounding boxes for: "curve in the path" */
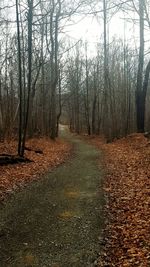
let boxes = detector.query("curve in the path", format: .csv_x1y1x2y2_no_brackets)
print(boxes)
0,133,104,267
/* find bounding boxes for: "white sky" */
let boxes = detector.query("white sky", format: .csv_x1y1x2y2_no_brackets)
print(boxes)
1,0,150,55
62,11,140,56
68,12,139,41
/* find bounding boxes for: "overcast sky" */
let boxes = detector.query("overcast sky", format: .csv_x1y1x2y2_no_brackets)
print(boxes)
62,10,141,56
1,0,149,55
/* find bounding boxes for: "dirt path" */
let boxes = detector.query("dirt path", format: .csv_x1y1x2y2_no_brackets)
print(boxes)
0,130,104,267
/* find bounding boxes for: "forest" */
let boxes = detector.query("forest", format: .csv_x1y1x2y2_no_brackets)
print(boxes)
0,0,150,266
0,0,149,149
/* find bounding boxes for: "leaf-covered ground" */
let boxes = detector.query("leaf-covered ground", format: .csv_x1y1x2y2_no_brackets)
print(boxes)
0,138,71,201
87,134,150,267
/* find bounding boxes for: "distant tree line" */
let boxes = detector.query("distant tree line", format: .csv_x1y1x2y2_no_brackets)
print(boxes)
0,0,88,156
65,0,150,142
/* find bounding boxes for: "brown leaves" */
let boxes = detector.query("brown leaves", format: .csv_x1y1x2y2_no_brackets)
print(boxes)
90,134,150,266
0,138,71,201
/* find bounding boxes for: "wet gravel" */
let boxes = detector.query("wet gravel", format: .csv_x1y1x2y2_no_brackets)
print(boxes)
0,134,104,267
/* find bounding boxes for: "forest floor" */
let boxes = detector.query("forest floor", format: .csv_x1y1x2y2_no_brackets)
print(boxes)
86,133,150,267
1,129,149,267
0,137,71,201
0,129,104,267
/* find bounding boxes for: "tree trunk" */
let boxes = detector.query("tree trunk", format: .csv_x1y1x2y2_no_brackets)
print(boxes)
21,0,33,156
136,0,145,132
16,0,23,156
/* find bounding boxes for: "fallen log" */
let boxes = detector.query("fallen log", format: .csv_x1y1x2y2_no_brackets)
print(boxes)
0,154,33,166
35,149,43,154
144,132,150,139
25,147,43,154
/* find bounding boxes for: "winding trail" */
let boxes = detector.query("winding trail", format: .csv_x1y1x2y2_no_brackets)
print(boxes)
0,130,104,267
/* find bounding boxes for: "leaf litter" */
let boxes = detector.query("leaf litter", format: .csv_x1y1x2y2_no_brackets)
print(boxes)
0,138,71,201
87,133,150,267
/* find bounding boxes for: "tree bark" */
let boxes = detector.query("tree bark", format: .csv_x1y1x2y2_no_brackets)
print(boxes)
21,0,33,156
136,0,145,132
16,0,23,156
